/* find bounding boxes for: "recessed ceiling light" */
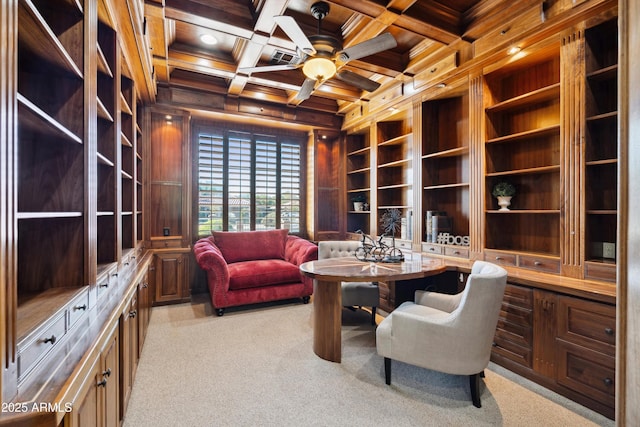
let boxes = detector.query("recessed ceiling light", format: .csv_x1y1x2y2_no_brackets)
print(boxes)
508,46,521,55
200,34,218,45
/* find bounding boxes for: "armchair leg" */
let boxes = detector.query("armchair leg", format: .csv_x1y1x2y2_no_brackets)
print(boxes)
371,307,377,325
384,357,391,385
469,373,482,408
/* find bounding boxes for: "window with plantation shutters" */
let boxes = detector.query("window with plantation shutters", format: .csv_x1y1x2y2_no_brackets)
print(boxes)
196,125,305,237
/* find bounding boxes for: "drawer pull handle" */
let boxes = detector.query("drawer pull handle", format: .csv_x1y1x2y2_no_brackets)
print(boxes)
102,368,111,377
129,310,137,318
99,283,109,288
605,327,614,335
74,304,87,311
495,256,503,260
429,248,435,251
492,342,497,347
43,335,56,345
453,251,460,255
97,378,108,387
534,261,542,266
603,377,613,386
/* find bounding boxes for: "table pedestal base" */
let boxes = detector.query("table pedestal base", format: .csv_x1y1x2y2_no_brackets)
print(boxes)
313,279,342,362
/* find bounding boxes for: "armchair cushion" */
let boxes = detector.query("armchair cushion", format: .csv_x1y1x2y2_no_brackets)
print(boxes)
212,229,288,263
228,259,302,290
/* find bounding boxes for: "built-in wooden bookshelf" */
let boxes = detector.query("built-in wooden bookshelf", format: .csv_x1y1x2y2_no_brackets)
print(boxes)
376,110,413,238
346,132,371,236
421,94,470,258
484,49,562,261
583,18,618,282
4,0,147,403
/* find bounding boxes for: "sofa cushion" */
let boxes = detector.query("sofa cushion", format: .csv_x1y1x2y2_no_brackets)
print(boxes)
227,259,301,290
212,229,288,263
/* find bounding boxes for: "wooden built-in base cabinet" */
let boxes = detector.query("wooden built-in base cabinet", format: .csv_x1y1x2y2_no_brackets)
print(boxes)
492,283,616,419
69,325,120,427
153,251,191,304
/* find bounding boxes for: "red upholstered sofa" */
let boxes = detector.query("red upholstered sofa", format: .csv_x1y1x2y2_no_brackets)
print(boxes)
193,229,318,316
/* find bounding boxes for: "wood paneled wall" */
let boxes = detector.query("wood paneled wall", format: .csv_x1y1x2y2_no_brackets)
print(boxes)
619,0,639,423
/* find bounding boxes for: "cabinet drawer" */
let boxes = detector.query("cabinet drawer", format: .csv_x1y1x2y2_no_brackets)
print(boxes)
473,4,542,58
492,336,532,368
503,283,533,309
585,261,616,282
19,313,67,379
519,255,560,274
557,296,615,356
422,243,442,255
394,239,412,250
368,82,403,112
495,317,532,349
413,51,457,89
556,340,615,409
484,250,516,267
68,289,90,328
499,301,533,329
444,246,469,258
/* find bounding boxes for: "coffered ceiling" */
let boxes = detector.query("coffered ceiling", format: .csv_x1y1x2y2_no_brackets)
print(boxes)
143,0,529,117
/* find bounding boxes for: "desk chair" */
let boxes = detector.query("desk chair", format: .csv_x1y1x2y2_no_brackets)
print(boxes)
317,240,380,325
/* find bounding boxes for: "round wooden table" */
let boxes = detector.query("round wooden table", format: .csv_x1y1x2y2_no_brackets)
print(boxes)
299,256,447,363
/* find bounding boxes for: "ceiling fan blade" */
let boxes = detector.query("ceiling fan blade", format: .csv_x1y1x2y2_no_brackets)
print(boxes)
238,64,300,74
274,15,316,55
336,70,381,92
295,78,317,101
337,32,397,63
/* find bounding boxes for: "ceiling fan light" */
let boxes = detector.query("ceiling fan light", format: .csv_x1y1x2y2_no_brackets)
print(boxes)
302,57,336,81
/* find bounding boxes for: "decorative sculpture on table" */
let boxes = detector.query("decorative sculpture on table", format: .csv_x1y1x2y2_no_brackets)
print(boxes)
353,208,405,263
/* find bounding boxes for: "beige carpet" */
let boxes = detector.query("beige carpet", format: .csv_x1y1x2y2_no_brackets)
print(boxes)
123,295,614,427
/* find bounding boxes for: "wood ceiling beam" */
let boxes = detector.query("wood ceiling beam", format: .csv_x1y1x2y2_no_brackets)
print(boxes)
168,49,237,79
328,0,461,45
164,0,255,39
231,0,292,97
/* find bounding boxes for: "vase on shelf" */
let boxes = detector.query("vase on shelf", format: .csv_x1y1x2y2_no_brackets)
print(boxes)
497,196,512,211
353,202,364,211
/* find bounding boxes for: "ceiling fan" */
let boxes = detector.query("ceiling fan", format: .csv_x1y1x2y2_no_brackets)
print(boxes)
239,1,397,101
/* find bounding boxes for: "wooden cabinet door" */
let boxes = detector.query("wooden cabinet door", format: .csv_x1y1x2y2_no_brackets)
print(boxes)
102,328,120,427
154,252,189,303
137,273,150,354
68,326,119,427
69,356,102,427
119,294,138,420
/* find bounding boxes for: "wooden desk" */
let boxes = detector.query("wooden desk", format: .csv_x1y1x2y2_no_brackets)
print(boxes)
299,256,446,363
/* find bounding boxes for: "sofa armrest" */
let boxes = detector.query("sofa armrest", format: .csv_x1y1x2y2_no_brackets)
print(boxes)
284,236,318,267
193,237,230,296
285,236,318,289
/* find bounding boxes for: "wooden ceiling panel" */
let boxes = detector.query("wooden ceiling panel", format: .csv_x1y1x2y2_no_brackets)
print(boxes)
148,0,493,116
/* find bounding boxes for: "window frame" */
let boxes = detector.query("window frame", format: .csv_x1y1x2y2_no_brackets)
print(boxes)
192,121,308,238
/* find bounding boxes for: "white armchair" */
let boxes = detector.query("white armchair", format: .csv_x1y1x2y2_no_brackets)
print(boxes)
317,240,380,325
376,260,507,407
